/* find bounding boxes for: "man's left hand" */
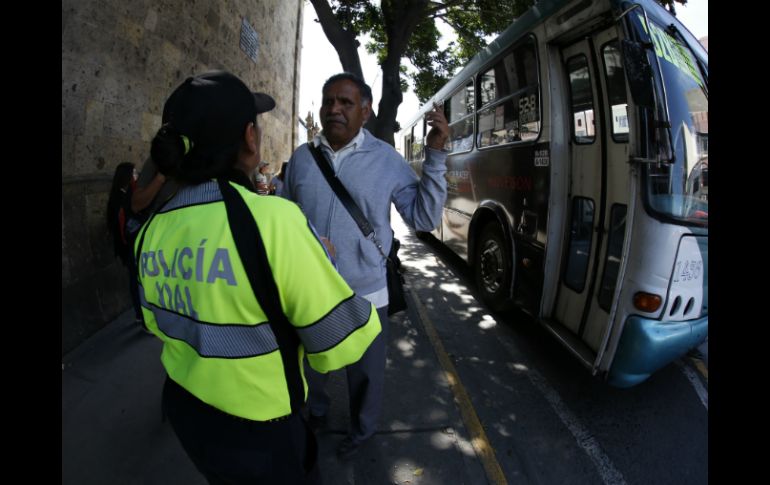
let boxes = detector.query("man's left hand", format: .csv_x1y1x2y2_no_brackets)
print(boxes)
320,237,337,259
425,103,450,150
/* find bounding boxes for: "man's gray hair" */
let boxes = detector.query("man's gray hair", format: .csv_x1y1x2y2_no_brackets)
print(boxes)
323,72,373,107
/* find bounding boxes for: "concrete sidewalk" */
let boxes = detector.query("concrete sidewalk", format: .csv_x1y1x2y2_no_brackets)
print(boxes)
62,296,488,484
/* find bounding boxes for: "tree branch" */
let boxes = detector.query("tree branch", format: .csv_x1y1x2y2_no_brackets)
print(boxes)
424,0,465,17
308,0,364,77
434,14,482,44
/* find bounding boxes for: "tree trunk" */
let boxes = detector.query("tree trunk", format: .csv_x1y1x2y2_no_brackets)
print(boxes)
374,57,403,146
308,0,364,78
373,0,431,145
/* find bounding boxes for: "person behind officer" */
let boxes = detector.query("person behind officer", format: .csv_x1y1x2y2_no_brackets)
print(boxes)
106,162,145,329
255,160,272,194
281,72,449,459
137,70,381,484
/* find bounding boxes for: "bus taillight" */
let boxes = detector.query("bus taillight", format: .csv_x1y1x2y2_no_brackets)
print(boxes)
633,292,662,313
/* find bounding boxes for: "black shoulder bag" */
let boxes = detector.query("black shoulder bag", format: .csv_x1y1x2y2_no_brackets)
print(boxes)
307,144,407,316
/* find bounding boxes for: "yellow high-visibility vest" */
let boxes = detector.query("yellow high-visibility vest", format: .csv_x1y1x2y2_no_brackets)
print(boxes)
136,180,380,421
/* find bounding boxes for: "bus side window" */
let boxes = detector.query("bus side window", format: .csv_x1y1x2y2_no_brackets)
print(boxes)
567,55,595,144
477,36,540,148
412,119,425,161
564,197,595,292
601,41,629,142
403,133,413,161
447,80,475,153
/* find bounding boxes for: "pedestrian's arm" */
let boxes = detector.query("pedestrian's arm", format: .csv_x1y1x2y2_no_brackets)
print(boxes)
269,202,381,372
392,103,450,231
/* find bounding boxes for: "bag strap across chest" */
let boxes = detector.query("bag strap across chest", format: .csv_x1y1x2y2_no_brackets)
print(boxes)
307,143,387,259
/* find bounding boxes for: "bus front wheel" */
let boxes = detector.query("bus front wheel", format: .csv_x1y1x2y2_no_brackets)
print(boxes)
474,223,513,312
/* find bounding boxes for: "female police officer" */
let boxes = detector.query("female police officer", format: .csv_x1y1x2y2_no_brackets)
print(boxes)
135,70,380,484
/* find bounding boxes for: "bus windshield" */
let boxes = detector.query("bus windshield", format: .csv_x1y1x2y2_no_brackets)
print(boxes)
639,15,708,226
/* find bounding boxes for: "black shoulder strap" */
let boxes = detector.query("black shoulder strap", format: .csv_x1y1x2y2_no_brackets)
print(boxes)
308,143,373,238
216,179,304,414
134,181,303,414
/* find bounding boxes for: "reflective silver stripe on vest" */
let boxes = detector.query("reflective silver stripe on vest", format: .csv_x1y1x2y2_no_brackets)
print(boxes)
139,284,278,358
160,181,223,212
297,296,373,354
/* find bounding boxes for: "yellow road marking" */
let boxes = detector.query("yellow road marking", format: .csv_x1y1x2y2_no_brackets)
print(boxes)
690,357,708,381
408,287,508,485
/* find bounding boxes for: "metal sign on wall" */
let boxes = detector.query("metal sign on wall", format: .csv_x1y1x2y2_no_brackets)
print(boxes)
240,18,259,63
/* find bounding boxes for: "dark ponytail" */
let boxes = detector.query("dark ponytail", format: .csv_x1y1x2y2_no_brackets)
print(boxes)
106,162,135,263
151,123,241,184
151,124,186,179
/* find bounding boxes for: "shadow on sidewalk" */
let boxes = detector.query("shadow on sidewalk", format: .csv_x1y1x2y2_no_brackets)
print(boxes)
63,301,486,484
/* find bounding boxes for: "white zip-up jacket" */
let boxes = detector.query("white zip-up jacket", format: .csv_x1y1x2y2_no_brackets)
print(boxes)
281,129,447,298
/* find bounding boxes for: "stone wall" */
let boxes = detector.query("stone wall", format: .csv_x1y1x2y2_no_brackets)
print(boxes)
62,0,303,355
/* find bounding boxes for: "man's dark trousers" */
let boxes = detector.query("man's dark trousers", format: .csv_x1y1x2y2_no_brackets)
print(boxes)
306,305,389,444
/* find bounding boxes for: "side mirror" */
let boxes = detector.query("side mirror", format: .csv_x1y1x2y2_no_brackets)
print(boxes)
621,39,654,108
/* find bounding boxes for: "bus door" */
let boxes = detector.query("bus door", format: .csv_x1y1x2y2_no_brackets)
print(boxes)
553,26,629,356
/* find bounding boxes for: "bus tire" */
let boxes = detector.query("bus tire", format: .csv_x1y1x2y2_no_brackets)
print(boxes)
474,223,513,312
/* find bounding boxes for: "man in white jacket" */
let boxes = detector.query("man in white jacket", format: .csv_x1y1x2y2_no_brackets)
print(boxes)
281,72,449,459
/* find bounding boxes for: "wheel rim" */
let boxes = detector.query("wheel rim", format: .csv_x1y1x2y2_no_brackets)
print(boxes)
479,239,504,294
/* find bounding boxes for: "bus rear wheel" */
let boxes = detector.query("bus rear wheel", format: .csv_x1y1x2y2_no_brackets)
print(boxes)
474,223,513,312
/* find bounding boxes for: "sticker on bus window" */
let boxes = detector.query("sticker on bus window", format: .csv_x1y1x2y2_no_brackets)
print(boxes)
519,94,538,124
534,143,549,167
636,14,705,89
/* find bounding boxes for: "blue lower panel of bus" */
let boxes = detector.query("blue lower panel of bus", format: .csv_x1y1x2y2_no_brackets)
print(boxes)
607,315,708,388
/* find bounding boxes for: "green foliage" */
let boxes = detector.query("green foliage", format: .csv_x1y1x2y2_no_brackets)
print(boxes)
405,0,536,103
315,0,692,144
313,0,541,142
404,17,462,102
336,0,536,104
330,0,381,38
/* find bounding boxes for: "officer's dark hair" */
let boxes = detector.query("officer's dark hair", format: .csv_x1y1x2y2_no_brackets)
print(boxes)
106,161,136,263
151,71,275,185
106,162,135,234
151,123,241,184
322,72,373,107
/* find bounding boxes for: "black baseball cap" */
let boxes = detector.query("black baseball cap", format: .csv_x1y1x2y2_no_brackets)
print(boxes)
161,70,276,157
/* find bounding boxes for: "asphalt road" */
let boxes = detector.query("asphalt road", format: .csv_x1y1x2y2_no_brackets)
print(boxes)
393,212,708,485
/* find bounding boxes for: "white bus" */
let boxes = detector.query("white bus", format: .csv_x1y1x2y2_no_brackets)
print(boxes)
400,0,707,387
